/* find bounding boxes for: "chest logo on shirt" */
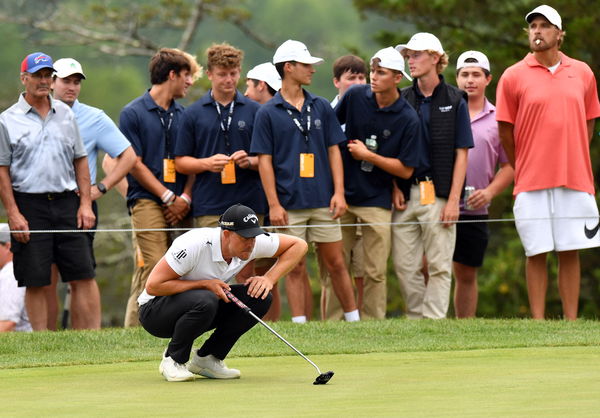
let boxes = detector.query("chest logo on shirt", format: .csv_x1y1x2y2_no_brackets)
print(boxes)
438,105,453,113
314,119,322,129
172,249,188,261
238,120,246,130
383,129,391,139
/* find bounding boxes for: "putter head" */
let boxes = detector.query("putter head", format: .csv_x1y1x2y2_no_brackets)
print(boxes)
313,371,334,385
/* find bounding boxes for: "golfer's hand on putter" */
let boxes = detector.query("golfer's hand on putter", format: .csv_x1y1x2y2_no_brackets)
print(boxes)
206,279,232,302
245,276,274,299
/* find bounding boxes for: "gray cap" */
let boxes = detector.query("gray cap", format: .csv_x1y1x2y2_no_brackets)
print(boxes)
0,223,10,243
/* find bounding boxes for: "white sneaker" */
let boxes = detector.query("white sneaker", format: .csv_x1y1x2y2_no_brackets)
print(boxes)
187,352,241,379
159,354,195,382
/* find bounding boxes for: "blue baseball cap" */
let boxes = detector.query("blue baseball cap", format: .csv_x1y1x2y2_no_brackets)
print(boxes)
21,52,55,74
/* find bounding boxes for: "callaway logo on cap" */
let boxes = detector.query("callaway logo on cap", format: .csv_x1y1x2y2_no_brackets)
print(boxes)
219,204,268,238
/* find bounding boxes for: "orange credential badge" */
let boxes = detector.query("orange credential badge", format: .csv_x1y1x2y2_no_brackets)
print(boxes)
300,153,314,178
163,159,176,183
419,180,435,205
221,159,236,184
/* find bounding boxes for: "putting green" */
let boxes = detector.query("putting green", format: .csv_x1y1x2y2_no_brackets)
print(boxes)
2,347,599,417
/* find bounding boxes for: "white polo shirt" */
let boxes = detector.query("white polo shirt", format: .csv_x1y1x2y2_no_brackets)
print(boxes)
138,227,280,306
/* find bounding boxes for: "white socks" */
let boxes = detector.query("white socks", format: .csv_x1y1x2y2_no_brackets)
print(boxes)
291,315,307,323
344,310,360,322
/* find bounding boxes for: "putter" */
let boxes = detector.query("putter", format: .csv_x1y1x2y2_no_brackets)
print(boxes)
225,290,334,385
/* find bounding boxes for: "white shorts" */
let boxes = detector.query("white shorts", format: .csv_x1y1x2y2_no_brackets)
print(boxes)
513,187,600,257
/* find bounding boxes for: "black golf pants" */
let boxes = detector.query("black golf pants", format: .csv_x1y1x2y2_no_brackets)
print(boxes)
139,284,272,364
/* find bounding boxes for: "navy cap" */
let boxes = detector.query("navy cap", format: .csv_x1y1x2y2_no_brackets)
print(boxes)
219,204,268,238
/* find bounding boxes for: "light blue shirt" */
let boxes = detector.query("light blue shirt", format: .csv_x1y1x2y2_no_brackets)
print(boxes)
72,100,131,184
0,94,86,193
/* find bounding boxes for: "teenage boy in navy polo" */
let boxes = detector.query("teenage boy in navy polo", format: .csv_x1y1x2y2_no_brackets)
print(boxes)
119,48,200,327
175,43,264,228
332,47,422,319
251,40,359,323
393,33,473,319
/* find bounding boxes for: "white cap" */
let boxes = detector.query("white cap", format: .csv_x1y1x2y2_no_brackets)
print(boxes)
395,32,445,56
247,62,282,91
0,223,9,243
456,50,491,72
526,5,562,30
370,47,412,81
273,40,323,65
53,58,86,79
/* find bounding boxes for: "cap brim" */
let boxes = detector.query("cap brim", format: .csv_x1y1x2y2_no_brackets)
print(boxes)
236,227,269,238
401,70,413,82
28,64,55,74
296,57,324,65
55,71,86,79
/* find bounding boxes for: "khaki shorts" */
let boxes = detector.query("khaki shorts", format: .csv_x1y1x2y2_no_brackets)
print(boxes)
285,208,342,243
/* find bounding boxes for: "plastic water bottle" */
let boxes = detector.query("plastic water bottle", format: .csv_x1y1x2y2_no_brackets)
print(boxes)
361,135,378,172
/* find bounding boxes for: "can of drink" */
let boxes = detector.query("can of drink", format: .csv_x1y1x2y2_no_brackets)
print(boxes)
464,186,475,211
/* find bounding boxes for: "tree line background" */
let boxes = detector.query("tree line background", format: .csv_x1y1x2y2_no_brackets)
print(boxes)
1,0,599,324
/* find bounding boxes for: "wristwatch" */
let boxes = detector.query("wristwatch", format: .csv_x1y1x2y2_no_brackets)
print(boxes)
96,182,107,194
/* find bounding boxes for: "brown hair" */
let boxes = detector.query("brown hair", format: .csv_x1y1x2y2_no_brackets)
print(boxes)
149,48,202,84
333,55,366,80
206,43,243,71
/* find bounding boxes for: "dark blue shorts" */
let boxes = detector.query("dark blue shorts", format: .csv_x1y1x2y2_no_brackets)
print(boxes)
452,215,489,268
11,191,95,287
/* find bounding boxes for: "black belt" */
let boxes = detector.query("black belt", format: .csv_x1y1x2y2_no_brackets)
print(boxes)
13,190,75,200
413,176,432,185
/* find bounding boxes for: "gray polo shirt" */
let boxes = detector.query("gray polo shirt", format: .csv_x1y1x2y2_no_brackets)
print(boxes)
0,94,86,193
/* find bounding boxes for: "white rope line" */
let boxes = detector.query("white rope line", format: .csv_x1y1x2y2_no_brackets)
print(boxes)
5,215,599,234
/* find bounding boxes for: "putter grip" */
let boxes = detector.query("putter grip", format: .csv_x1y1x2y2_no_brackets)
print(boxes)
225,290,251,313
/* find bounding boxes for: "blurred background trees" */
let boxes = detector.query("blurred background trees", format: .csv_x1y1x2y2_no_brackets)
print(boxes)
1,0,599,323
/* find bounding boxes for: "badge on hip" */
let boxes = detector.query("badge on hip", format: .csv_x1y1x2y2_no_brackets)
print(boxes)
300,153,314,178
221,159,236,184
419,180,435,205
163,159,176,183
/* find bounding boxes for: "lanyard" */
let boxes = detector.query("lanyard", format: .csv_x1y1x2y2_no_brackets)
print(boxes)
156,110,174,158
215,98,235,152
286,104,311,142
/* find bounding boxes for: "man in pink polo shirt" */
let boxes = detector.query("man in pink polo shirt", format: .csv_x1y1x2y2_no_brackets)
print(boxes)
496,5,600,320
454,51,514,318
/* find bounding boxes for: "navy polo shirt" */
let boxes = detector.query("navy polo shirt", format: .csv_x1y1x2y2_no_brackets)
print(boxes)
251,90,346,210
411,85,473,178
119,90,187,207
175,91,264,216
336,84,423,208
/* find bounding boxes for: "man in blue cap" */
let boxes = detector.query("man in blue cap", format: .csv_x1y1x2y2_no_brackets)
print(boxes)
0,52,96,330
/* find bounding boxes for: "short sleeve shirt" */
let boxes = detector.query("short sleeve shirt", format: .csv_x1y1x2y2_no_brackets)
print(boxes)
72,100,131,185
0,262,32,332
335,84,423,208
175,91,265,215
250,90,346,209
119,91,187,205
137,228,280,305
461,99,509,215
496,52,600,195
0,94,86,193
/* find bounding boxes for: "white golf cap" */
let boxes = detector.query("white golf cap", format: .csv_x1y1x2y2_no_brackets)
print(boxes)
273,40,323,65
53,58,86,79
526,4,562,30
456,50,491,72
370,47,412,81
395,32,445,56
247,62,282,91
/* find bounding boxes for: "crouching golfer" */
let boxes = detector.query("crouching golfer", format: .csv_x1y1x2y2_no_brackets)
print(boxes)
138,203,308,381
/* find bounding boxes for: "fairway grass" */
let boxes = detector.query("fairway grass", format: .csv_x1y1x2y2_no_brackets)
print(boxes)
2,347,600,417
2,319,600,416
